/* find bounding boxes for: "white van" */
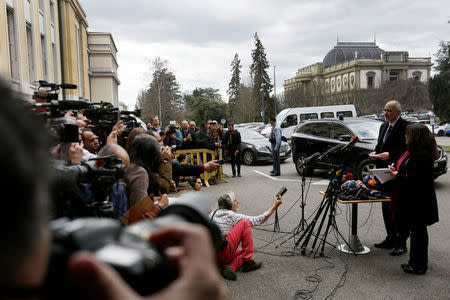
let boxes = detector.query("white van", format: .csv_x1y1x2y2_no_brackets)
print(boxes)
276,104,357,142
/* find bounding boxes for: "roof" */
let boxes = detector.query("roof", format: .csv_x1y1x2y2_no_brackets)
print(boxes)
323,42,383,67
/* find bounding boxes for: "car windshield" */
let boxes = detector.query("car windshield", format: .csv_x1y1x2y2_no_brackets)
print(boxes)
346,121,382,140
240,129,265,140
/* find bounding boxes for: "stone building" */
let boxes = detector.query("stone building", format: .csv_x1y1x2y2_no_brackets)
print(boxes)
284,41,432,96
1,0,61,97
88,32,120,106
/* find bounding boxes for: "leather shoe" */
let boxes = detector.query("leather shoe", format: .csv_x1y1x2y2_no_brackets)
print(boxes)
270,171,275,175
242,259,262,272
270,173,280,176
238,174,242,177
390,246,407,256
401,263,426,275
219,265,237,280
374,239,394,249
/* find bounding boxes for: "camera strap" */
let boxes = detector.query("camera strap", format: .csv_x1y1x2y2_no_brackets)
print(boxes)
273,209,280,233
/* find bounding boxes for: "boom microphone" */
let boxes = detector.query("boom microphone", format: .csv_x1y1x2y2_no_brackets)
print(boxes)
35,100,91,110
341,135,358,151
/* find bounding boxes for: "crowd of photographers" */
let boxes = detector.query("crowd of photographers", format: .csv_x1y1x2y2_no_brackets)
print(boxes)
0,78,285,299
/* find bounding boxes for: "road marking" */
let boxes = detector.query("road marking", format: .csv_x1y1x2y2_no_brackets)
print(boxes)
253,170,331,185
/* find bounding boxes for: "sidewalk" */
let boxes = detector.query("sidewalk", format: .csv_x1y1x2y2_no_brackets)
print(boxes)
436,136,450,150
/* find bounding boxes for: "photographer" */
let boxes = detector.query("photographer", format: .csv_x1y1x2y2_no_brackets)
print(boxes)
210,192,283,280
0,79,227,300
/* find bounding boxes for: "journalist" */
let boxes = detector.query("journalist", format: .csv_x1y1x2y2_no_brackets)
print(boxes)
210,192,283,280
0,79,227,300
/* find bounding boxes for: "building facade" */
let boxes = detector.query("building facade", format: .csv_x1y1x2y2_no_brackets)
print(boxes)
88,32,120,107
1,0,61,98
58,0,89,100
284,41,432,95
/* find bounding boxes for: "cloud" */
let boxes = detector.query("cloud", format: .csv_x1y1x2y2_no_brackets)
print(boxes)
79,0,450,109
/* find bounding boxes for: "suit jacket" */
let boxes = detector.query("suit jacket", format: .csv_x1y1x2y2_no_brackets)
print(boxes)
375,117,409,168
394,154,439,226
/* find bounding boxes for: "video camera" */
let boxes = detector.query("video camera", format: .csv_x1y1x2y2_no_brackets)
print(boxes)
43,192,223,299
33,80,77,101
52,155,125,218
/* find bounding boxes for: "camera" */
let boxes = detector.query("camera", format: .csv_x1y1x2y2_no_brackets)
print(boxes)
43,192,223,299
162,145,177,151
276,186,287,198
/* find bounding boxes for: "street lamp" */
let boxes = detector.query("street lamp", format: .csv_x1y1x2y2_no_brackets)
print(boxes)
259,56,264,123
273,65,277,117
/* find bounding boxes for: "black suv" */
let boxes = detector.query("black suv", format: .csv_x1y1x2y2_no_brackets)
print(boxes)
291,118,448,179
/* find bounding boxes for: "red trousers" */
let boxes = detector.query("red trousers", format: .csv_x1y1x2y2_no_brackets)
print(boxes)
217,219,254,271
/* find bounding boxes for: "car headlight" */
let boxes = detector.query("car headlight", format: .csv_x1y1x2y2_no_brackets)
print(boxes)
255,145,264,150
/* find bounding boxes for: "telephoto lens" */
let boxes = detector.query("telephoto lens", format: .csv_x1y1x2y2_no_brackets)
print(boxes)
43,192,223,299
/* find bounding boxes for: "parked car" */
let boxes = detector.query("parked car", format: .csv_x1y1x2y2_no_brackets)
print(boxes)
236,128,291,165
445,123,450,136
291,118,447,179
432,122,447,136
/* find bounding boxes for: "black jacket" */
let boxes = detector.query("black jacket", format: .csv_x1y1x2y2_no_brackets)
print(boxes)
224,129,241,152
394,154,439,226
375,117,409,168
194,129,215,150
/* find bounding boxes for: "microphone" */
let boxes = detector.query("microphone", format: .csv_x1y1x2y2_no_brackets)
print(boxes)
298,152,321,169
341,136,358,151
59,83,77,89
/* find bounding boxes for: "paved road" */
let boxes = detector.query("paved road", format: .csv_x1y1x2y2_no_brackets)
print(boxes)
201,155,450,299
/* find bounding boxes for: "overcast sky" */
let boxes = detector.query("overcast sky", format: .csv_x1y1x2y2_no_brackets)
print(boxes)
79,0,449,109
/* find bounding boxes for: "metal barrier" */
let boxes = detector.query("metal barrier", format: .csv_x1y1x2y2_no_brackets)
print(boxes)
174,148,229,187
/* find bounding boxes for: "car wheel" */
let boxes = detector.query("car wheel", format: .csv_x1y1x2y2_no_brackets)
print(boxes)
242,150,256,165
356,158,376,179
295,153,314,177
437,130,444,136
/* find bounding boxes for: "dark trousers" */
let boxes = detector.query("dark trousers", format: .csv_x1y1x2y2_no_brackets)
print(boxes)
382,202,409,247
230,151,241,175
272,148,280,175
409,225,428,269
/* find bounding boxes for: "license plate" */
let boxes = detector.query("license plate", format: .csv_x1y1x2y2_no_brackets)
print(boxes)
280,152,286,156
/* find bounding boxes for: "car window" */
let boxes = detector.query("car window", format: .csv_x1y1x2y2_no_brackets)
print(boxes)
331,123,353,139
337,111,354,117
321,112,334,118
240,129,265,140
346,121,382,140
281,114,298,128
297,122,330,138
300,113,318,121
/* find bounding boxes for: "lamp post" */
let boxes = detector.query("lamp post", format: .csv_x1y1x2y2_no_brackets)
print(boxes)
259,56,265,123
273,65,277,117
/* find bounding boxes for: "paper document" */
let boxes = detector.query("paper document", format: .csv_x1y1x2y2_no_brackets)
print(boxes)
370,168,393,184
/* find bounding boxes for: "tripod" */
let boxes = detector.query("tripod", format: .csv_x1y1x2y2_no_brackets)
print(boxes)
293,166,356,257
295,166,309,233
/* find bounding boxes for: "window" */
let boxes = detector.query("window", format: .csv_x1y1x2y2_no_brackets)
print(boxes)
321,112,334,118
281,114,298,128
7,7,19,80
52,43,58,82
26,23,35,83
366,71,375,88
50,0,56,24
75,23,83,96
41,35,48,80
337,111,354,118
297,122,330,138
300,113,318,121
389,70,400,81
331,124,353,140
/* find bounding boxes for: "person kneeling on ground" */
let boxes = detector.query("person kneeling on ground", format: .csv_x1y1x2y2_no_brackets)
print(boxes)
209,192,282,280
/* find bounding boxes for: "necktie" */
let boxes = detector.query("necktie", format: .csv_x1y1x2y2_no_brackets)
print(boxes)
383,125,392,143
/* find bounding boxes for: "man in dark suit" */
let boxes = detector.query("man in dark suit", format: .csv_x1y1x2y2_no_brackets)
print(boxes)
370,100,409,256
224,123,242,177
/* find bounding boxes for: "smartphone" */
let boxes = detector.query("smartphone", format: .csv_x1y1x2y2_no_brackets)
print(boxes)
59,124,80,143
216,160,225,165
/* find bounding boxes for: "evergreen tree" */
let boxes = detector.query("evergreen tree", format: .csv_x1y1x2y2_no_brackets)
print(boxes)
184,88,228,123
227,53,241,118
429,41,450,120
249,32,273,122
